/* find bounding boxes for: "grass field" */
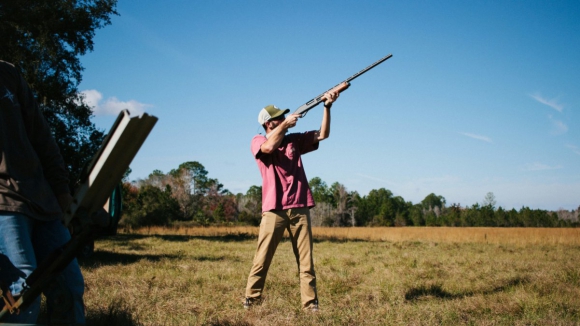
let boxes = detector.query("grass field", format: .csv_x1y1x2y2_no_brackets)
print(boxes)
76,227,580,325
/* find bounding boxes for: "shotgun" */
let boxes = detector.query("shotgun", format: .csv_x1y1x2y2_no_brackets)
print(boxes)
294,53,392,117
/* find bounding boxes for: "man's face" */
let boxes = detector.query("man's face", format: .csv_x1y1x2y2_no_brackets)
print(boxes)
266,115,284,130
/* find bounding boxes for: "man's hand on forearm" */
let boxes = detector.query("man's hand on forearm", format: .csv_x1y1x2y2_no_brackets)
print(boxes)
261,114,300,153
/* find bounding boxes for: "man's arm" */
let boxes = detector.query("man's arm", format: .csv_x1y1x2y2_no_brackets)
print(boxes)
260,114,299,154
17,68,71,198
11,65,72,216
315,89,339,143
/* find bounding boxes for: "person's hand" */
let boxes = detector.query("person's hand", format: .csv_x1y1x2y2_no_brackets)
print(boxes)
323,88,340,107
282,113,300,129
57,193,73,213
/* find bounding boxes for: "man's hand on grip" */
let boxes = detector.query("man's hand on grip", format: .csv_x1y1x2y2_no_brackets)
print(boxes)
323,86,342,107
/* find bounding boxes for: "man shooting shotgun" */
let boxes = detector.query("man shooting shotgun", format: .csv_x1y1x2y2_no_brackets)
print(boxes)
244,54,391,311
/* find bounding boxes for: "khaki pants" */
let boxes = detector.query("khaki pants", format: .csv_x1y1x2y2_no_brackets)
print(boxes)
245,207,317,308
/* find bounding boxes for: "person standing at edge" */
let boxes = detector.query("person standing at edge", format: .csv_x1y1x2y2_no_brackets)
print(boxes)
0,60,85,325
244,88,340,312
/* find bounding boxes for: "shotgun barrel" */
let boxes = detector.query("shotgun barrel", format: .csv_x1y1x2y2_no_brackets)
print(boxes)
294,53,393,117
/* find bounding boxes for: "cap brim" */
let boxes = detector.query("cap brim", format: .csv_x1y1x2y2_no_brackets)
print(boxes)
270,108,290,119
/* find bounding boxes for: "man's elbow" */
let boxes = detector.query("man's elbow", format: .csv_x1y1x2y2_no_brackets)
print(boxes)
321,128,331,139
317,133,330,142
261,144,275,154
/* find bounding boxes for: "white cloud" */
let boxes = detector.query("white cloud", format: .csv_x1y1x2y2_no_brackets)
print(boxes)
460,132,492,143
522,162,563,172
80,89,152,116
529,93,563,112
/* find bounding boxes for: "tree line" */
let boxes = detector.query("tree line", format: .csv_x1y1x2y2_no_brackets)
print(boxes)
120,161,579,228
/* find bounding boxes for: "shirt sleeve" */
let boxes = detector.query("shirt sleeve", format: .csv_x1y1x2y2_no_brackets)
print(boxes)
251,134,268,159
297,131,320,155
17,69,70,196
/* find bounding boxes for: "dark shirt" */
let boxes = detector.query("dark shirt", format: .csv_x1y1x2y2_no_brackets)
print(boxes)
0,60,70,221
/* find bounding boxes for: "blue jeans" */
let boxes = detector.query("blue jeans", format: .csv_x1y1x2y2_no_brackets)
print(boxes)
0,212,85,325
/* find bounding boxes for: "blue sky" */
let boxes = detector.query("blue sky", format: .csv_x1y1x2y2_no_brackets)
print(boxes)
79,0,580,211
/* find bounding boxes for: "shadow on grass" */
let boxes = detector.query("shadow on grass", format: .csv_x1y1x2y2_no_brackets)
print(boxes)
78,248,231,268
36,299,142,326
112,233,374,244
103,233,259,243
405,277,529,301
194,255,226,262
313,236,369,244
85,299,143,326
78,250,182,268
203,319,252,326
80,251,231,267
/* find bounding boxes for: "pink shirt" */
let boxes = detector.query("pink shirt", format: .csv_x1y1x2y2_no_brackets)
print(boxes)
251,131,319,212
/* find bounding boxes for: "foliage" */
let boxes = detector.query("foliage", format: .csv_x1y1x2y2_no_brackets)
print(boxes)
309,177,333,205
121,161,238,227
120,183,180,228
237,185,262,226
354,188,411,227
421,193,446,210
0,0,119,189
482,191,497,209
120,163,578,228
306,180,578,228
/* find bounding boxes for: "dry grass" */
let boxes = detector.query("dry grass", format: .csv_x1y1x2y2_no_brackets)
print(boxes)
127,226,580,245
79,227,580,325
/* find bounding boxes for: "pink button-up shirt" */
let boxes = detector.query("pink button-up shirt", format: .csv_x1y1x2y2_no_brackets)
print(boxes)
251,131,319,213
